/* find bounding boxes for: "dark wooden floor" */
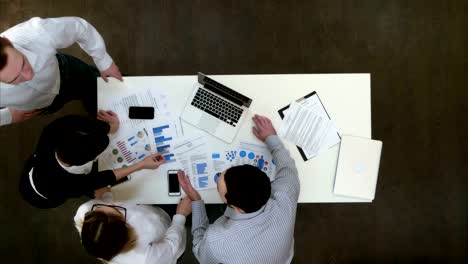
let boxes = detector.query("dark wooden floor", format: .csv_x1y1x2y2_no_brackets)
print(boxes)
0,1,467,263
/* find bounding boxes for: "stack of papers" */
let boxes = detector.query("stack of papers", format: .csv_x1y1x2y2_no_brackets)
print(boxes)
211,141,277,181
279,94,341,159
172,133,215,190
98,87,183,170
172,133,277,190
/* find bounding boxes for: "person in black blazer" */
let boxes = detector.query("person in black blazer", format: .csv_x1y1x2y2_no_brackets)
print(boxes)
19,111,165,209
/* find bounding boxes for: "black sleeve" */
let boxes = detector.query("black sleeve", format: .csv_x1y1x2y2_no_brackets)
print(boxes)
66,169,117,198
35,115,110,155
83,169,117,190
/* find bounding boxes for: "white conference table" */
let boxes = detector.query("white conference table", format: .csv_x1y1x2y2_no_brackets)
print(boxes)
98,74,372,204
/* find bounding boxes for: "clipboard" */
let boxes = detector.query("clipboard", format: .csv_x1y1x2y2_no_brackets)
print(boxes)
278,91,341,161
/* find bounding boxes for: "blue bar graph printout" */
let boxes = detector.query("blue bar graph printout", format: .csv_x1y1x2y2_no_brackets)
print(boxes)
196,163,208,174
152,124,177,163
198,176,209,188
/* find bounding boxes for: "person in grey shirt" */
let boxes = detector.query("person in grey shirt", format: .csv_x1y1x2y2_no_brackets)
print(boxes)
177,114,300,264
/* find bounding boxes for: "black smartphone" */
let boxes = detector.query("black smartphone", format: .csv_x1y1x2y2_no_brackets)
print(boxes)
129,106,155,119
167,170,181,196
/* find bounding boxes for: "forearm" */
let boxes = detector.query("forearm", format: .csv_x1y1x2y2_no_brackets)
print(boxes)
164,215,186,246
266,135,300,198
145,215,187,264
266,135,298,178
71,17,112,70
112,162,144,180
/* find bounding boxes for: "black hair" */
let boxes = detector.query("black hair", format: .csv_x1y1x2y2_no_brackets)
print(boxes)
56,127,109,166
224,164,271,213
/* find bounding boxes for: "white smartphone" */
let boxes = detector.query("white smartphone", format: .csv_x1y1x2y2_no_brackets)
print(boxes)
167,170,181,196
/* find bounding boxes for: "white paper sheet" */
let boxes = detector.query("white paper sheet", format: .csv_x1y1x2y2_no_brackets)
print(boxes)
172,133,216,190
98,85,182,171
99,125,154,169
209,142,277,182
279,94,341,159
210,149,236,176
148,118,182,165
236,142,277,181
103,88,170,128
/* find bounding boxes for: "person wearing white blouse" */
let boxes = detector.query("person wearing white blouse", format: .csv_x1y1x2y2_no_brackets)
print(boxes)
0,16,123,126
74,190,189,264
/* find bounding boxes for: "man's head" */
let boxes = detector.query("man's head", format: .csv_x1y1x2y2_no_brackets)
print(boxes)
217,164,271,213
56,127,109,166
0,37,34,84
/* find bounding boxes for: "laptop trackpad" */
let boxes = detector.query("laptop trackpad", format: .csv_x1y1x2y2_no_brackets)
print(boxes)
198,114,220,134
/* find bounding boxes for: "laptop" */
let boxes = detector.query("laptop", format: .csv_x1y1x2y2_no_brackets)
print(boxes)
333,135,383,200
181,73,252,143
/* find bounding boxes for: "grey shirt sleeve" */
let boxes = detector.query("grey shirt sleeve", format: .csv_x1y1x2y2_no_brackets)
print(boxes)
265,135,300,204
191,199,216,263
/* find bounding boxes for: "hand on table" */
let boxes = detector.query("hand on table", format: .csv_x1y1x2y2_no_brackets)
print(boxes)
252,114,277,142
177,170,201,201
176,196,192,216
9,108,43,123
97,110,120,134
100,62,123,82
140,153,165,170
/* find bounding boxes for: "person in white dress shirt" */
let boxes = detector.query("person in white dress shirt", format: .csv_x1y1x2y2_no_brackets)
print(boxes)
74,190,190,264
0,16,122,126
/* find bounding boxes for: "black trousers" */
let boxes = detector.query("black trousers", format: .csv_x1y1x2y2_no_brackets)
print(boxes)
42,54,100,115
18,155,65,209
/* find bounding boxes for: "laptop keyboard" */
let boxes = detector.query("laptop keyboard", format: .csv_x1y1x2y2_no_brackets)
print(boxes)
191,88,244,127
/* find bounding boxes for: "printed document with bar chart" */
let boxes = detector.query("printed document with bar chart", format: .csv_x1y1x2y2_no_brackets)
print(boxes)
172,133,216,190
99,124,154,169
149,118,183,165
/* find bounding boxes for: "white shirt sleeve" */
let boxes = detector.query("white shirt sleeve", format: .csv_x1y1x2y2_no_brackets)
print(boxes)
36,17,114,71
0,108,12,126
144,215,187,264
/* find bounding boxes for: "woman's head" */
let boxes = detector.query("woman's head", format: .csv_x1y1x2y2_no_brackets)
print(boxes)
81,208,136,261
56,128,109,166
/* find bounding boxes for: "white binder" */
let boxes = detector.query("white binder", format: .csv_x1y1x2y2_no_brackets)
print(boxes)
333,135,383,201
